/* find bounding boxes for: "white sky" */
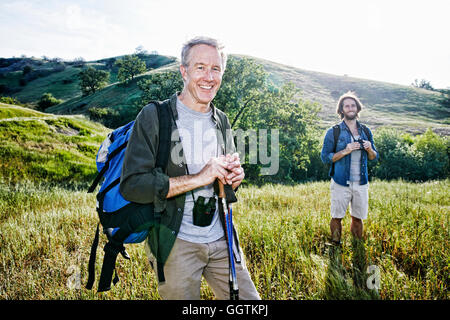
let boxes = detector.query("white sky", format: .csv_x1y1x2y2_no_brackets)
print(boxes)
1,0,449,88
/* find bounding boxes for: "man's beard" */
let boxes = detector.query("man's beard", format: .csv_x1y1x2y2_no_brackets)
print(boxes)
344,112,357,121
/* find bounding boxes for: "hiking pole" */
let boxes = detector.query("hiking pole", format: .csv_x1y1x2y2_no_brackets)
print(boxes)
218,181,239,300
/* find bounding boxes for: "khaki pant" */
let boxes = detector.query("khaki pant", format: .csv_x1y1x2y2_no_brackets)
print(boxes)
145,237,261,300
330,179,369,220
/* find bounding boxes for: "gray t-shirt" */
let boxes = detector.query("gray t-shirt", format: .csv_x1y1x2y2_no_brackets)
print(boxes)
175,98,224,243
350,135,361,182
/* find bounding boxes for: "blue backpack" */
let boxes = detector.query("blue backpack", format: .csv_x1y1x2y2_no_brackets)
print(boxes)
86,100,171,292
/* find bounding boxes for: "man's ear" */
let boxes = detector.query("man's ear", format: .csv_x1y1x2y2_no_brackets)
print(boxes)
180,64,187,82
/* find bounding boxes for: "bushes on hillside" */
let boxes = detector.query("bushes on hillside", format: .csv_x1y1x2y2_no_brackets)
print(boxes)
37,92,62,110
368,128,449,181
87,107,121,128
0,96,25,106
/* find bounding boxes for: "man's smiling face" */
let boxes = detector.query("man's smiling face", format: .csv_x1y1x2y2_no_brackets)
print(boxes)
180,44,223,110
342,98,358,120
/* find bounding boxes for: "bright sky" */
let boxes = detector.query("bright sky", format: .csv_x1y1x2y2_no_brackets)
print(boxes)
1,0,449,88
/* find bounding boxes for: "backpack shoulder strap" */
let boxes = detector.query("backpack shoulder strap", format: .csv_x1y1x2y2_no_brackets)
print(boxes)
330,124,340,177
332,124,340,152
151,99,171,172
360,123,371,140
149,99,171,284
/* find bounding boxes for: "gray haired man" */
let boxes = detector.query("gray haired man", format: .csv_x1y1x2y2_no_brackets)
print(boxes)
120,36,260,300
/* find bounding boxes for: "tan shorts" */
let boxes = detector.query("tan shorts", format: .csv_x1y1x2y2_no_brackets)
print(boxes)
330,179,369,220
145,237,260,300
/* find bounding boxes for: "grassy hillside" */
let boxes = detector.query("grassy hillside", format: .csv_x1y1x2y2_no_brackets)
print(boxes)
2,54,448,135
0,54,176,105
0,103,45,119
53,55,450,135
256,56,450,135
46,62,178,117
0,103,109,186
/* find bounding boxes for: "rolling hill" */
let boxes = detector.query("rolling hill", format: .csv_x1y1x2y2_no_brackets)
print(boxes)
256,56,450,135
1,54,449,135
0,54,176,104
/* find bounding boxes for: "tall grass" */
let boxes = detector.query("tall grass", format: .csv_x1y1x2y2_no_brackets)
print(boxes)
0,179,448,299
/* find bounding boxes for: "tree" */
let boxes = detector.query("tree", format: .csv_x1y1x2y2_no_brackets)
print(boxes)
135,45,148,56
370,128,421,181
214,56,321,183
413,128,449,180
78,66,109,96
213,57,267,128
137,70,183,104
72,57,86,68
370,128,449,181
22,65,33,75
412,79,434,91
115,54,146,83
136,56,322,183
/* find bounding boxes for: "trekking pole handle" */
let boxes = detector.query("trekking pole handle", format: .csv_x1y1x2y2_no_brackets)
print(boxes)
217,180,238,203
218,180,226,199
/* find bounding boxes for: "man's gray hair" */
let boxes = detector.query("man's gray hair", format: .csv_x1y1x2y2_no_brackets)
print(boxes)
181,36,227,70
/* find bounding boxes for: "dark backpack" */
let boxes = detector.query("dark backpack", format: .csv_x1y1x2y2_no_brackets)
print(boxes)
330,123,371,177
86,100,171,292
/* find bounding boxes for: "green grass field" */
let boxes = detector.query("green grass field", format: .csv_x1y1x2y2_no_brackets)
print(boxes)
0,179,448,300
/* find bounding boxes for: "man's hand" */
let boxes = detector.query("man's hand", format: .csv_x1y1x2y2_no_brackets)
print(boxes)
197,155,230,186
362,140,377,160
224,153,245,190
362,140,372,152
343,142,361,155
332,142,361,163
167,154,245,199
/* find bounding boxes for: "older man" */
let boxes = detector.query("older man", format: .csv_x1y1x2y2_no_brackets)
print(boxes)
120,37,260,300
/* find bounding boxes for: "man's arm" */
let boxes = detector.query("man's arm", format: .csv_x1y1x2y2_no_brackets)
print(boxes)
320,129,336,164
362,141,377,160
166,156,230,198
332,142,362,162
363,127,378,161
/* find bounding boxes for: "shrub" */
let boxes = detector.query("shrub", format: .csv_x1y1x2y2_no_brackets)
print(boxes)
371,128,449,181
0,96,25,106
413,128,449,180
37,93,62,111
87,107,121,128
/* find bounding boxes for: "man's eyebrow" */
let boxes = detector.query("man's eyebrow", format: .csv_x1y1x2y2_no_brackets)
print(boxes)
193,62,221,68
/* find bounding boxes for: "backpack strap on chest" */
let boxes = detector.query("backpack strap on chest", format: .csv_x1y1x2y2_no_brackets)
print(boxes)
330,124,340,177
